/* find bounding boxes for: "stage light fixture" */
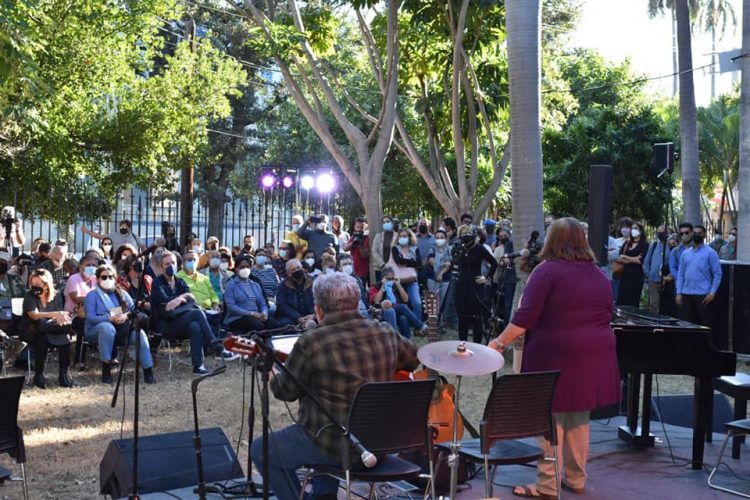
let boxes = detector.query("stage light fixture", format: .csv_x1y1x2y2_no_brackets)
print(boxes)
300,174,315,191
316,172,336,194
260,172,277,189
281,175,294,189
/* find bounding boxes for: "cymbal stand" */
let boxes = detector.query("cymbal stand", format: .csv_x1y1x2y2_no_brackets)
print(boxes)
448,374,463,500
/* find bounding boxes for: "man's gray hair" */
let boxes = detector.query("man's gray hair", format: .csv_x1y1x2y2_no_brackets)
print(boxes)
312,271,360,314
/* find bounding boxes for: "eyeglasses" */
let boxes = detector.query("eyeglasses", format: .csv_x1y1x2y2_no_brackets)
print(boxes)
99,275,114,280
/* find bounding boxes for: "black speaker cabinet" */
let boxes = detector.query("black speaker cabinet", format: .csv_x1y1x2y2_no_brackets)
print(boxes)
712,261,750,354
100,427,243,497
587,165,613,267
654,142,674,174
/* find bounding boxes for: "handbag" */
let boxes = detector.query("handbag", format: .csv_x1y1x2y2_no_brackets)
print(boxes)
612,260,624,279
385,247,417,284
160,300,201,320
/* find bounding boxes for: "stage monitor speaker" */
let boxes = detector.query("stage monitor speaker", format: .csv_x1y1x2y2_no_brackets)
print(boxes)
712,262,750,353
587,165,613,267
99,427,243,497
654,142,674,175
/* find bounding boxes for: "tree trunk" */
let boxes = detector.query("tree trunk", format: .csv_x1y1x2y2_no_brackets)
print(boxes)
205,183,229,242
361,187,383,283
506,0,544,238
738,0,750,261
675,0,702,225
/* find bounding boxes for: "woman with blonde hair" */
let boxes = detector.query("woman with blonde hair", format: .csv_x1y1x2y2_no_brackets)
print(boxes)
491,217,620,499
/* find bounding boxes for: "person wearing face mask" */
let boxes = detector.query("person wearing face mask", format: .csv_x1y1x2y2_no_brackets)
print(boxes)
285,215,307,260
609,217,633,302
117,256,153,313
0,252,25,340
272,240,295,280
151,251,239,374
343,217,370,285
484,219,498,248
302,250,321,279
38,245,68,290
371,216,397,282
223,255,280,332
64,256,99,368
276,259,316,327
337,254,368,313
615,222,649,307
669,222,694,281
177,250,220,312
387,228,423,323
22,269,73,388
161,222,181,253
84,265,155,384
415,217,435,287
189,238,204,258
492,228,517,324
201,250,233,302
427,229,453,323
100,238,114,265
331,215,350,251
241,234,255,256
676,224,722,329
297,214,338,261
81,219,142,253
113,243,137,274
642,224,670,313
720,227,738,260
251,249,280,309
452,225,497,343
197,236,220,270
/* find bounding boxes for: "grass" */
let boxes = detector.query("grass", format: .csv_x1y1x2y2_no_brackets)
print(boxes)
0,331,719,500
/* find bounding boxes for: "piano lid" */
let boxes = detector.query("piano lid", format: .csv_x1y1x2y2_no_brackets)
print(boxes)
612,305,709,331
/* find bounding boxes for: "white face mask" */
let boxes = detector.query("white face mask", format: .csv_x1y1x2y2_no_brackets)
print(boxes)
193,246,202,254
316,223,326,231
263,264,273,270
435,238,446,247
729,234,737,243
305,258,315,267
209,258,221,268
100,280,115,291
342,265,353,275
630,229,641,239
238,268,251,279
219,262,229,271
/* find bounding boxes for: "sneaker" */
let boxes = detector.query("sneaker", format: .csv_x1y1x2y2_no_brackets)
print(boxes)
193,365,208,375
217,350,240,361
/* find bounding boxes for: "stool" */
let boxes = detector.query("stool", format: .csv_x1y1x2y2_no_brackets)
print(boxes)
708,419,750,498
713,374,750,459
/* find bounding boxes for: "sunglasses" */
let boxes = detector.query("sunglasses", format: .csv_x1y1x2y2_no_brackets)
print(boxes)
99,275,114,280
679,231,691,235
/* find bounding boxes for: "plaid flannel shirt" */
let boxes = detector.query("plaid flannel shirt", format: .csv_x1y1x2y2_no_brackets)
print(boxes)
270,309,419,461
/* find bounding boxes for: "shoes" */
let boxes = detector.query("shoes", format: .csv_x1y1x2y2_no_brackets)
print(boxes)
33,373,46,389
59,369,74,388
193,365,208,375
101,363,113,384
143,367,157,384
216,349,240,361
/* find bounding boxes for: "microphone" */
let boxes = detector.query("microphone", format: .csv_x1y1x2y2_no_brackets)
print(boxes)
191,365,227,394
503,248,530,260
349,433,377,468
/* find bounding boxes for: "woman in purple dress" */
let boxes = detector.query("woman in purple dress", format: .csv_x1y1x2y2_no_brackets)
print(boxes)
490,217,620,499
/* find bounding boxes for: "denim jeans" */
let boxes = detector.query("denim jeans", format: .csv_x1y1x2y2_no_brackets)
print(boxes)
382,304,423,338
251,424,340,500
85,321,153,369
402,281,422,320
157,309,220,367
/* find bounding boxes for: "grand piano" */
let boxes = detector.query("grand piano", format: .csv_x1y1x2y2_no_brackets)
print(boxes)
612,306,737,469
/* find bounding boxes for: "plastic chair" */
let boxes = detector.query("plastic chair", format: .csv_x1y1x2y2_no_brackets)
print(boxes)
301,379,437,500
437,371,561,499
0,375,29,500
708,418,750,498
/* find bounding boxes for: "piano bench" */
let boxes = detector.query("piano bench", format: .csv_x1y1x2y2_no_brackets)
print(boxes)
713,374,750,459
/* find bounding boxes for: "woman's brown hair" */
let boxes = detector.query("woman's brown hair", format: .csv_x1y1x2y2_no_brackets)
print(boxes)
539,217,595,262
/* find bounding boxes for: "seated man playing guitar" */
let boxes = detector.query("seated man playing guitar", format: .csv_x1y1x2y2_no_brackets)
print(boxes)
251,271,419,500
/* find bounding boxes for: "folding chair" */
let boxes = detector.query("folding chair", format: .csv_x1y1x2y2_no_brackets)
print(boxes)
437,371,561,499
0,375,29,500
301,379,437,500
708,419,750,498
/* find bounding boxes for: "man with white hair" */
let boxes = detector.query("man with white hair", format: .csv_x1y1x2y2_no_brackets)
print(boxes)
251,271,419,500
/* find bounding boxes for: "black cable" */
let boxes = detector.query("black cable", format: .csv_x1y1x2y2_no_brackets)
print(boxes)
653,375,692,467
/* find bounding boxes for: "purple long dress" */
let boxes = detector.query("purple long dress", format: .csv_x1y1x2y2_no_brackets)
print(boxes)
512,259,621,413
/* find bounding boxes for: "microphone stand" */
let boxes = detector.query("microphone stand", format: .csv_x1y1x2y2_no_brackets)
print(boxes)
191,366,227,500
111,246,153,500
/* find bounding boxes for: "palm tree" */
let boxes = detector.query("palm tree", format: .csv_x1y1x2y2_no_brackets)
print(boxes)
739,0,750,261
506,0,543,239
649,0,701,225
697,0,737,98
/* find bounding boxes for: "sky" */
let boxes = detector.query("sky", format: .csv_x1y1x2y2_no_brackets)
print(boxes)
569,0,742,106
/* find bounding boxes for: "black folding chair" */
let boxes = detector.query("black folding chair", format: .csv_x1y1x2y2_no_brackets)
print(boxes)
0,375,29,500
301,379,437,500
437,371,561,499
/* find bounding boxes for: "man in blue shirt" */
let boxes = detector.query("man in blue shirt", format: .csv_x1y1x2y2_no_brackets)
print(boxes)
643,225,669,313
676,225,722,327
669,222,693,279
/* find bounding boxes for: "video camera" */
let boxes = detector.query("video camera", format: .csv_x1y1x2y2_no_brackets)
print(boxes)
1,206,15,236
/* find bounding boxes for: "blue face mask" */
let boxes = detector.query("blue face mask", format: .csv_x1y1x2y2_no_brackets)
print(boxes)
256,255,267,265
278,249,287,259
84,266,96,277
398,237,409,247
184,260,196,273
383,222,393,232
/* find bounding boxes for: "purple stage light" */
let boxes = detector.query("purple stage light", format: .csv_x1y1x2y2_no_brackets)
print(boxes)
316,172,336,194
261,173,277,189
281,175,294,189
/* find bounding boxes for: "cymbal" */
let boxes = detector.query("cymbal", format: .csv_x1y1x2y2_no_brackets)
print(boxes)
418,341,504,377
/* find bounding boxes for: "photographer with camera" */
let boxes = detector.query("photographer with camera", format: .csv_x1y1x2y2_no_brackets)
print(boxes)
0,206,26,258
344,217,370,285
297,214,338,262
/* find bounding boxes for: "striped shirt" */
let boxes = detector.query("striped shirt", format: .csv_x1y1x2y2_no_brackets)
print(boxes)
251,266,279,300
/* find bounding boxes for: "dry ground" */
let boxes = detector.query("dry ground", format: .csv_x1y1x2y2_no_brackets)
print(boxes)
0,333,706,500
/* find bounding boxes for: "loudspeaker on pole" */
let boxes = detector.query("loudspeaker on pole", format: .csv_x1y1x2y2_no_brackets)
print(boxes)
587,165,613,267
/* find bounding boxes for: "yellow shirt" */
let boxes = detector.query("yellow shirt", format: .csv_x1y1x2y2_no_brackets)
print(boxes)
176,270,219,309
286,231,308,260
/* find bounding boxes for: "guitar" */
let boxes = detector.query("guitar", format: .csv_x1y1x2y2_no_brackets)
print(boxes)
223,334,301,363
394,291,464,443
